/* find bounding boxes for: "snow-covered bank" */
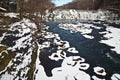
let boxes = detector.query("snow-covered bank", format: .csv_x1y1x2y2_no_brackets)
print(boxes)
45,9,119,22
0,19,37,80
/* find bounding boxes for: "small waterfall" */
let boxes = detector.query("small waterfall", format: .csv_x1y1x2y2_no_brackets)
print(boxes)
45,9,119,22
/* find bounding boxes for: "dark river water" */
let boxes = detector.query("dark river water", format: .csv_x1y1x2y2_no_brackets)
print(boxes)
39,21,120,79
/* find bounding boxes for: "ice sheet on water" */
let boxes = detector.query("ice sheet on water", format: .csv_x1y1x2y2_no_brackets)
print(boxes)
93,66,106,76
49,50,66,61
59,23,95,39
41,41,51,49
67,47,79,54
0,72,14,80
79,63,90,70
51,56,90,80
111,73,120,80
92,76,105,80
100,26,120,54
57,41,70,49
33,30,91,80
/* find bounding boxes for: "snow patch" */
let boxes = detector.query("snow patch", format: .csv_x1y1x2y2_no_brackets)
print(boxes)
4,13,18,18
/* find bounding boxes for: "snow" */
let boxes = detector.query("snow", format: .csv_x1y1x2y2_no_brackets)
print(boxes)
0,33,6,43
111,73,120,80
41,41,51,49
45,9,119,22
92,76,105,80
0,11,119,79
59,23,94,39
0,72,14,80
49,50,66,61
4,13,18,18
0,7,7,11
67,47,79,54
79,63,90,70
34,42,49,80
93,67,106,76
57,41,70,49
100,26,120,54
44,32,55,39
51,56,90,80
33,27,91,80
0,18,37,80
7,34,32,51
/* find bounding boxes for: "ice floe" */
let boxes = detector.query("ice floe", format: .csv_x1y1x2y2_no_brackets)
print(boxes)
79,63,90,70
44,32,55,39
0,72,14,80
59,23,95,39
93,67,106,76
111,73,120,80
67,47,79,54
41,41,51,49
49,50,66,61
62,56,85,67
51,56,90,80
100,26,120,54
92,75,105,80
57,41,70,49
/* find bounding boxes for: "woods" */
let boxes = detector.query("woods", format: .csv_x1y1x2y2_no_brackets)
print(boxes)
18,0,55,19
58,0,120,10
